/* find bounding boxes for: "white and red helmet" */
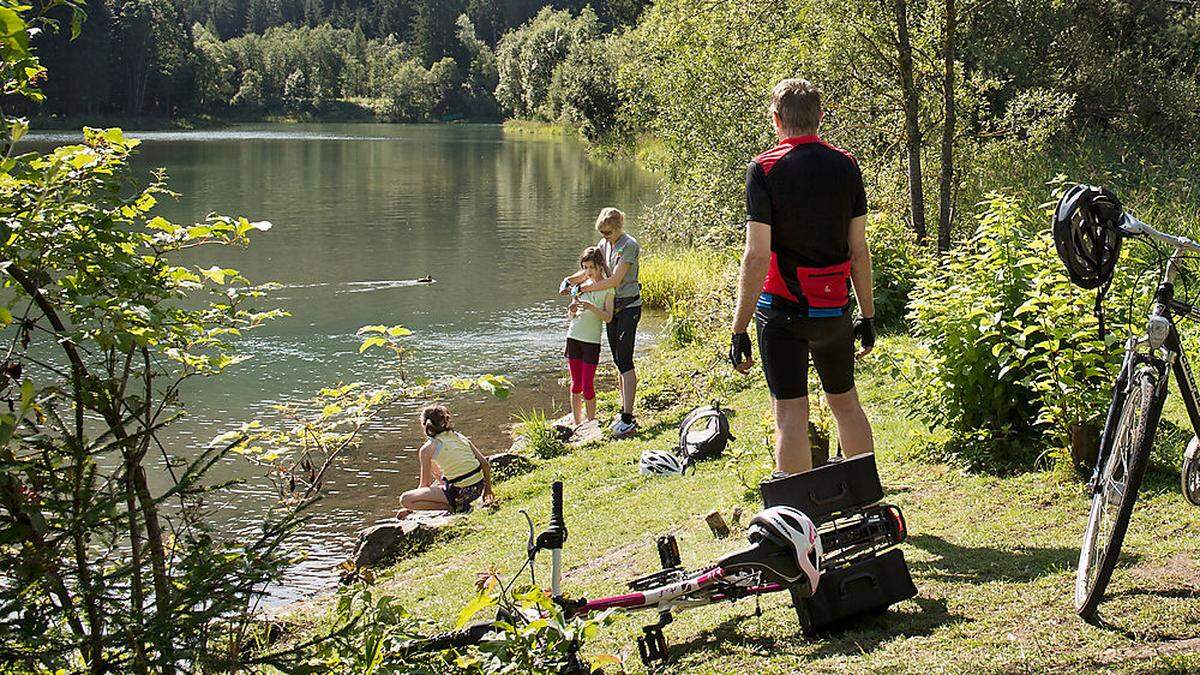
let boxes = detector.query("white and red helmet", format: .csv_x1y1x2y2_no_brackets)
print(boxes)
748,506,823,590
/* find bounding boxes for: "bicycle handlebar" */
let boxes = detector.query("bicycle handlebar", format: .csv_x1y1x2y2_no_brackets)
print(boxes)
534,480,568,552
1121,213,1200,255
551,481,564,530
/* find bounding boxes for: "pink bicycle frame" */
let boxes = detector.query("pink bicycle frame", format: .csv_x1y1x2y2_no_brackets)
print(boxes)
568,566,787,616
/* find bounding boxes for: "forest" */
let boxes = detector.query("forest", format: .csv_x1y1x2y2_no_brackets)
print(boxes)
30,0,646,121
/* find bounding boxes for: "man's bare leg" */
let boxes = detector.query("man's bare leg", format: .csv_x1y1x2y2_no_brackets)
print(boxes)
774,396,812,474
825,387,874,457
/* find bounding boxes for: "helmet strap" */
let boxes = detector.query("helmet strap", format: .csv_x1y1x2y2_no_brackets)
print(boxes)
1094,276,1112,343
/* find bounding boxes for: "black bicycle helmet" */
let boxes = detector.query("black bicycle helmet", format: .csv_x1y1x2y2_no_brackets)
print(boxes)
1053,184,1125,290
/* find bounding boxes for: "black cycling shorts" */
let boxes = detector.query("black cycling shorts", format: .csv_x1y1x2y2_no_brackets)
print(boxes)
606,303,641,374
755,307,854,399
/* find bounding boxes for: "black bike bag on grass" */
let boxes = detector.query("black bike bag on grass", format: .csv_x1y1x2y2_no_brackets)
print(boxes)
759,453,883,521
678,403,735,462
792,547,917,635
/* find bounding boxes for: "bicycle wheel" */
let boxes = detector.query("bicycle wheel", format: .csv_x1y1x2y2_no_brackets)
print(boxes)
1074,364,1164,620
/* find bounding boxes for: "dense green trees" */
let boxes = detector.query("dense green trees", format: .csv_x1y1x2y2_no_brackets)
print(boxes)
599,0,1200,246
494,7,599,119
30,0,650,119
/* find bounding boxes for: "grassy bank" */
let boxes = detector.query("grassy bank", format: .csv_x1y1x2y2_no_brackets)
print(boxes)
29,100,500,131
29,113,233,131
284,240,1200,672
289,333,1200,673
502,119,572,139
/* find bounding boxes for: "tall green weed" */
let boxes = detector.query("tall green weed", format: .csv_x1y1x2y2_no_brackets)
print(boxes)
903,193,1136,470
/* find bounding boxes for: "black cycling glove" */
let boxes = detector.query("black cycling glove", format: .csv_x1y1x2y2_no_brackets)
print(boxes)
853,316,876,351
729,332,753,368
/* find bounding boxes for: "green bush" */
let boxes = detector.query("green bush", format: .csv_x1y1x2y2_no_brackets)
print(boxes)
549,38,622,143
904,193,1129,469
663,301,698,347
513,409,568,459
866,213,924,331
639,249,738,338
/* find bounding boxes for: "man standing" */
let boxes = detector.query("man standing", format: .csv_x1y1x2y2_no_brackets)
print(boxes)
563,208,642,436
728,78,877,476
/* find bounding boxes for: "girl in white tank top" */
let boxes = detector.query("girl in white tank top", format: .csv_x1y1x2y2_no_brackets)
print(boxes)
397,405,496,518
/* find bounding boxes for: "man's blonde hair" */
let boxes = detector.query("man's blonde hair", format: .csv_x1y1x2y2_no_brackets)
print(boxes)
595,207,625,234
771,78,822,135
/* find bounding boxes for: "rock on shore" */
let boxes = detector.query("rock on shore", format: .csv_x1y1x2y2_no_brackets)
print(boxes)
351,512,462,569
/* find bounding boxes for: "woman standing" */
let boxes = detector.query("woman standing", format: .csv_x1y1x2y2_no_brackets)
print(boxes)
561,208,642,436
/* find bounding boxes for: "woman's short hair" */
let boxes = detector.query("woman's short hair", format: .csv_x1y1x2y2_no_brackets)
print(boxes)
594,207,625,235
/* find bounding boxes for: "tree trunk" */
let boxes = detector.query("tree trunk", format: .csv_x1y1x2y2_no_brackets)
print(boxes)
937,0,956,254
894,0,927,244
125,461,150,674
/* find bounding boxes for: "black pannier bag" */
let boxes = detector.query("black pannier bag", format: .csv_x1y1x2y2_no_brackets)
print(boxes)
759,453,883,520
792,548,917,635
678,403,734,462
759,453,917,633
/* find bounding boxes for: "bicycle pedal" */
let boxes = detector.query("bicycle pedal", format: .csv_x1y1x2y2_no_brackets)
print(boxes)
637,627,670,665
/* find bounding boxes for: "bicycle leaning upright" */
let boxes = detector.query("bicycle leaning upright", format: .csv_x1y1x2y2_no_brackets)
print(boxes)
1054,185,1200,620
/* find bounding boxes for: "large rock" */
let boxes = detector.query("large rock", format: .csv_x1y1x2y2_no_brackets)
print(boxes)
550,414,604,446
488,451,535,481
350,512,461,570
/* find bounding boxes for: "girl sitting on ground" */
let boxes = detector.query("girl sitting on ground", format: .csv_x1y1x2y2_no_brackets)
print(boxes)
397,405,495,518
565,247,615,425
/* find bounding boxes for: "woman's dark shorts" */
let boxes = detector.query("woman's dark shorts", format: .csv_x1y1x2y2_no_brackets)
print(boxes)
441,477,484,513
755,307,854,399
606,302,641,374
565,337,602,364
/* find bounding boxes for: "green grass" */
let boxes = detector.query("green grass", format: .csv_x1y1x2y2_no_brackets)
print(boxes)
513,408,569,459
638,249,737,313
502,119,571,139
289,333,1200,672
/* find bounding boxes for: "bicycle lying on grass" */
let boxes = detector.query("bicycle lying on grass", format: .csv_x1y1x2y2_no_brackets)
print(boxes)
404,480,907,668
1054,185,1200,620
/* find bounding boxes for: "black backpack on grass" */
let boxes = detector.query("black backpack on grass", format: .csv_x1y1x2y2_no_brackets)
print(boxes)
678,403,734,462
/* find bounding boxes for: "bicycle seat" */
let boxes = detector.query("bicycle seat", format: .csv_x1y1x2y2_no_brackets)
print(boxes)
717,537,814,595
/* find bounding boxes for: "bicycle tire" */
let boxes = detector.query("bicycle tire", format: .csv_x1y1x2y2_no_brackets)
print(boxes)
1074,364,1163,620
1183,439,1200,507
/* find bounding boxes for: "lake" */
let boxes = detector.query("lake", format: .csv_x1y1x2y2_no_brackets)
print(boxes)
25,123,660,602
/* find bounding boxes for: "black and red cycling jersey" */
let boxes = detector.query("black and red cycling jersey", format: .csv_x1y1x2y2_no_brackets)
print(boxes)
746,135,868,316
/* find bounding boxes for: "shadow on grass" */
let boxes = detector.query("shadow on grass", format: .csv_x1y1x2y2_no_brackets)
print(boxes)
1089,606,1200,643
805,596,964,659
663,596,963,665
908,534,1086,583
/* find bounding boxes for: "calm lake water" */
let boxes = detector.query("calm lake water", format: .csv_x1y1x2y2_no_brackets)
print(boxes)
26,123,660,602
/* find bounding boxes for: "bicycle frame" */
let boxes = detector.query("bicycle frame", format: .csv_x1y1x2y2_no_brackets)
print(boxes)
1092,215,1200,489
572,566,785,615
546,500,904,617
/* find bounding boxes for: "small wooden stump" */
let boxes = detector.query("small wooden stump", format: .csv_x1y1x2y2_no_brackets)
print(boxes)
706,510,731,539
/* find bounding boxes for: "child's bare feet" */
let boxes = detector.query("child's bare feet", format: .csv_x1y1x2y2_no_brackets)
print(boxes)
395,507,412,520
